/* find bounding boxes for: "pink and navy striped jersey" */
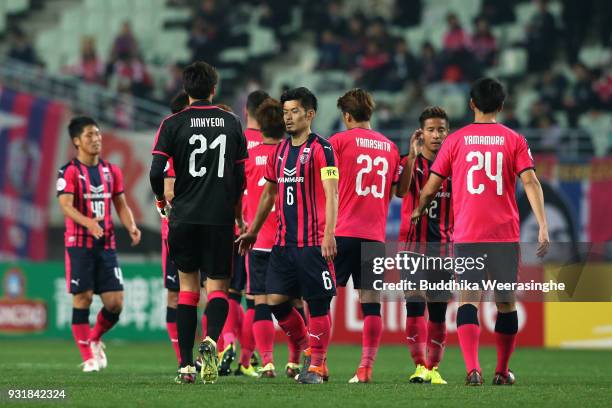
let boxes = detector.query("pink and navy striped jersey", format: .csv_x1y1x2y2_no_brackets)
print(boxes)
57,158,124,249
399,154,453,254
264,133,338,247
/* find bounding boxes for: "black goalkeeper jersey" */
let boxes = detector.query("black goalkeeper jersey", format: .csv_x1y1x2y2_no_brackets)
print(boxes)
152,100,247,225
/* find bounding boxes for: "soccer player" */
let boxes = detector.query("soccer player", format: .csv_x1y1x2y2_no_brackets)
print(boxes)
412,78,549,386
237,87,339,384
242,97,285,378
396,107,453,385
218,91,270,378
157,91,189,365
57,116,141,372
150,61,247,384
329,89,400,383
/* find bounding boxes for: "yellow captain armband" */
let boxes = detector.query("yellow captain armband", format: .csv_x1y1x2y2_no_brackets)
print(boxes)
320,166,339,180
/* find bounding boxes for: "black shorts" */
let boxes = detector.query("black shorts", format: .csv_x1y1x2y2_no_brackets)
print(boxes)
247,250,271,295
65,246,123,294
266,246,336,301
168,221,234,280
399,251,455,302
230,250,246,292
454,242,520,298
162,238,179,291
334,237,385,290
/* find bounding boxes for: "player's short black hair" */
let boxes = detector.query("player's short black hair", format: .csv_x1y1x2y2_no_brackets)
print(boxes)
419,106,449,128
170,91,189,114
68,116,99,139
182,61,218,100
255,98,285,139
470,77,506,114
280,87,317,112
246,90,270,116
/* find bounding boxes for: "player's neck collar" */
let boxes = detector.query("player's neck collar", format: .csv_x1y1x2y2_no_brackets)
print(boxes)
191,100,213,106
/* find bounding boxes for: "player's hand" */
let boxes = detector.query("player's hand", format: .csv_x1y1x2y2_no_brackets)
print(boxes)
410,207,426,225
238,222,249,235
155,198,171,219
86,216,104,239
408,129,423,159
537,227,550,258
321,234,337,262
129,226,142,246
235,231,257,255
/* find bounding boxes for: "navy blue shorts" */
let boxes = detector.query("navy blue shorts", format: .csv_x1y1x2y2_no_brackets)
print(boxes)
266,246,336,301
247,250,271,295
334,237,385,290
65,246,123,294
230,250,246,292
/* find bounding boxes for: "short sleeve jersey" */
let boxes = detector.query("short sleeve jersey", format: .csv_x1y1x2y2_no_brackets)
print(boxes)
430,122,535,243
329,128,400,242
264,133,338,247
152,100,247,225
245,142,279,250
57,158,124,249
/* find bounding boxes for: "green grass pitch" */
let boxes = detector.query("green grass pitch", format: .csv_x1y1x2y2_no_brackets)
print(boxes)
0,341,610,407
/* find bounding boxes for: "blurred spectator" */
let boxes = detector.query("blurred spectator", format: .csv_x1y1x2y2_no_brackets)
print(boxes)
536,114,563,153
594,70,612,110
481,0,517,24
110,21,140,62
563,63,598,126
471,16,497,68
64,37,105,85
339,14,367,68
355,40,390,90
443,13,470,53
187,17,220,64
317,30,342,70
593,0,612,47
196,0,223,26
110,54,153,99
419,42,442,84
392,0,422,27
525,0,557,72
7,27,40,65
501,101,522,129
536,69,567,110
387,38,419,87
366,18,393,51
317,1,347,35
562,0,593,64
164,63,184,102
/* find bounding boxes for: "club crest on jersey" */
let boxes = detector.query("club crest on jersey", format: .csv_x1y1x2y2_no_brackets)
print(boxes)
102,167,111,182
299,147,311,164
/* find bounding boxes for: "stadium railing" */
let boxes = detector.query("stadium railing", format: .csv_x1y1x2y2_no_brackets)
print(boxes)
0,58,168,130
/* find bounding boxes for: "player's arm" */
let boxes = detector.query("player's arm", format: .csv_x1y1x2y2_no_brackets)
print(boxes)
234,161,247,232
321,177,339,262
396,129,422,198
236,181,277,254
520,169,549,257
411,173,444,224
164,177,175,203
150,153,171,217
112,193,141,246
57,193,104,239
